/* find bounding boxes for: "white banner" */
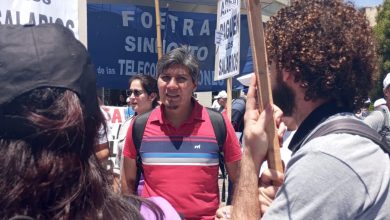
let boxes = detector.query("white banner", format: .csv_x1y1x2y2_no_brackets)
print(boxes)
101,105,134,125
101,105,134,141
0,0,79,38
214,0,241,81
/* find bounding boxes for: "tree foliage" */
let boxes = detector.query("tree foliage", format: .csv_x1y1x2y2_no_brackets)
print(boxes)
374,0,390,99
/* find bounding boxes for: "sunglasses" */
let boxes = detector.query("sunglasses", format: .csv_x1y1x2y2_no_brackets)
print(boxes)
127,89,144,97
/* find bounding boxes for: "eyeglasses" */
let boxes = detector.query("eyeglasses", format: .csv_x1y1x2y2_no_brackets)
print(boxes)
127,89,144,97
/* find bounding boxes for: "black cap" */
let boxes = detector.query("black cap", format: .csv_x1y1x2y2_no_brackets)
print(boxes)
0,24,99,137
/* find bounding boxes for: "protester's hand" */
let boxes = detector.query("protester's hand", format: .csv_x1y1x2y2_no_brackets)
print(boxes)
258,168,285,216
244,74,275,165
277,121,287,146
273,105,286,145
215,205,232,220
273,104,283,127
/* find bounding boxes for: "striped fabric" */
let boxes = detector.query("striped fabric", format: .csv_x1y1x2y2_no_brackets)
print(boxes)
141,135,220,166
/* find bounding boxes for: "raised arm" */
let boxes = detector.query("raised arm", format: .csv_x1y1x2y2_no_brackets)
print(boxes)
231,76,272,219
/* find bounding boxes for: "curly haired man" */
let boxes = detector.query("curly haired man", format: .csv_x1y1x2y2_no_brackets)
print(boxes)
216,0,390,219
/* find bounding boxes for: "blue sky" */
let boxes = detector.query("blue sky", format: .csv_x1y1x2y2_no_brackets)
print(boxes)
350,0,384,7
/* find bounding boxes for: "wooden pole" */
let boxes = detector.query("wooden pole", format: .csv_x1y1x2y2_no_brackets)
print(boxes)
227,78,233,120
245,0,283,173
154,0,163,59
78,0,88,47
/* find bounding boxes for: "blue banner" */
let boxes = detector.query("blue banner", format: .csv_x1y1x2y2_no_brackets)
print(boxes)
87,4,253,91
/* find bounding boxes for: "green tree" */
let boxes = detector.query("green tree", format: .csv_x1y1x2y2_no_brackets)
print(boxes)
374,0,390,99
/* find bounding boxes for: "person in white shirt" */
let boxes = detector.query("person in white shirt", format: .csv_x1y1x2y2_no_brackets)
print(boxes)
212,90,228,112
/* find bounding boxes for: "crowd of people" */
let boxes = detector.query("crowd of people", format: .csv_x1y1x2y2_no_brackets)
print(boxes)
1,0,390,219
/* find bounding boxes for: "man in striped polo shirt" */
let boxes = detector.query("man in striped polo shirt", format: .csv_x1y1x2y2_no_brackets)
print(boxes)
121,46,242,220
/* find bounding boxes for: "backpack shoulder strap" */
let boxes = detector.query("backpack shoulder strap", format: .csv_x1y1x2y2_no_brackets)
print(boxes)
206,107,228,202
131,110,152,193
206,108,226,148
132,111,152,152
377,105,390,128
305,117,390,154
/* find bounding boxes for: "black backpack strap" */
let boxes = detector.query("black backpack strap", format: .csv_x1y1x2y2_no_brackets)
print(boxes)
305,117,390,154
206,108,227,201
131,110,152,193
206,108,226,148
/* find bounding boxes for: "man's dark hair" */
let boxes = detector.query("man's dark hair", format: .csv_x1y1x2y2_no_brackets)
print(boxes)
156,45,200,84
266,0,378,111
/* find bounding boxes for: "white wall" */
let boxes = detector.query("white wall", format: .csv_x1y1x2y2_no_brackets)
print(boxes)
195,91,213,107
79,0,88,47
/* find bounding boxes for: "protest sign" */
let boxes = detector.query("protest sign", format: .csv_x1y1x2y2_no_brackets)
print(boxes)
214,0,241,81
0,0,79,37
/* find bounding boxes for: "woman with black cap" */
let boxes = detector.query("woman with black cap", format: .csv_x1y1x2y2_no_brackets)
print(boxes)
0,24,163,220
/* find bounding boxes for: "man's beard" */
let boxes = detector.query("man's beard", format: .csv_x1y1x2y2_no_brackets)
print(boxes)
165,104,179,110
163,99,179,110
272,73,295,117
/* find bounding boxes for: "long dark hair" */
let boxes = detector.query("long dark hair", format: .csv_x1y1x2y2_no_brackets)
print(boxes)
0,88,162,219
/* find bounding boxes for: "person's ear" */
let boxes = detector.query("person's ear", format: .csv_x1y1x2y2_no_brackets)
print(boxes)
149,92,157,101
193,82,198,92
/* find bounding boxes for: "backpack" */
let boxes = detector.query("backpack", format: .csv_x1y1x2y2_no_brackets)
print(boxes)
304,117,390,155
132,108,229,201
375,105,390,147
